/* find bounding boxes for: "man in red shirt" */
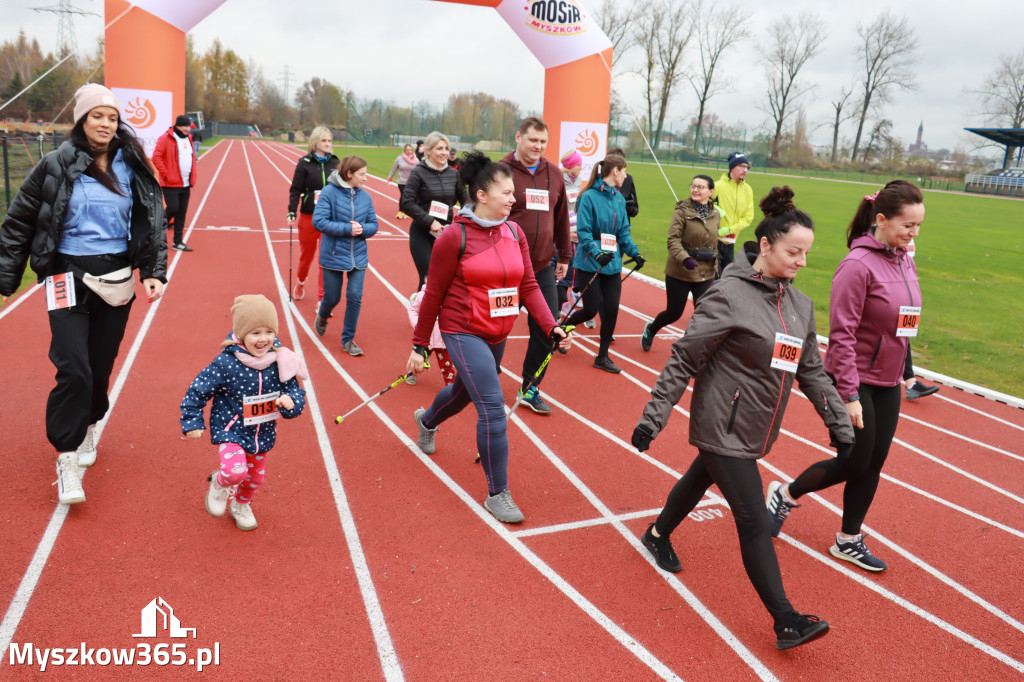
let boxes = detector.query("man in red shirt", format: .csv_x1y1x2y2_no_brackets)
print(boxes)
152,114,198,251
500,117,572,414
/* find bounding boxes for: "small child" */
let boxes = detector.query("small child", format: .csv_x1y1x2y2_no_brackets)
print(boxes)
407,285,455,386
180,295,307,531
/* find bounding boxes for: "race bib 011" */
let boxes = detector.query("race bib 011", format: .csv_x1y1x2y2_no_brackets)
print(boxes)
487,287,520,318
44,272,76,311
243,391,281,426
770,332,803,373
896,306,921,337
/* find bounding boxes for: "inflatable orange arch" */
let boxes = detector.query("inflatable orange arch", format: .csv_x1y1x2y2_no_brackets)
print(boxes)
104,0,612,166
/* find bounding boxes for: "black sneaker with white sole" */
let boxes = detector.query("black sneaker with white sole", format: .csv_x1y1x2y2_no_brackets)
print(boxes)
766,480,800,537
172,241,193,251
829,533,888,572
775,612,829,650
640,523,681,573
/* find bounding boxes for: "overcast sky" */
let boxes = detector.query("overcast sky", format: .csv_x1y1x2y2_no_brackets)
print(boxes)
3,0,1019,156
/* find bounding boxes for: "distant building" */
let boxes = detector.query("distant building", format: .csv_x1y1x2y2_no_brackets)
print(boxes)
908,121,928,155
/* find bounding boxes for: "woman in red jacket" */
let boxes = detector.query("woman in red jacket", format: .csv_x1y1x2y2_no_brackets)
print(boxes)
406,151,566,524
766,180,925,573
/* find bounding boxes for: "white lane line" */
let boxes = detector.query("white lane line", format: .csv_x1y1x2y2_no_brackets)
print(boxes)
893,436,1024,505
241,141,404,681
780,530,1024,673
934,392,1024,432
0,283,41,320
568,332,1024,640
0,140,236,660
512,501,721,539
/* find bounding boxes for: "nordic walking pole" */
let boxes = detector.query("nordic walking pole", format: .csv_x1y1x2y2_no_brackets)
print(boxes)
333,362,430,425
620,256,642,283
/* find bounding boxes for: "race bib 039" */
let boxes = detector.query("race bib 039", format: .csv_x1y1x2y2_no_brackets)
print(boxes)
770,332,803,373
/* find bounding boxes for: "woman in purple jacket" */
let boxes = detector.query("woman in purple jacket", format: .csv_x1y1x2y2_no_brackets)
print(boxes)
765,180,925,573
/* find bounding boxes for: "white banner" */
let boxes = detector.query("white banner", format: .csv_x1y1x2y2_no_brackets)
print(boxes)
127,0,230,33
559,121,607,181
495,0,612,69
112,87,172,158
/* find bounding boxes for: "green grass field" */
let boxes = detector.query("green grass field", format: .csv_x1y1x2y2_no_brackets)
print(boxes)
332,144,1023,398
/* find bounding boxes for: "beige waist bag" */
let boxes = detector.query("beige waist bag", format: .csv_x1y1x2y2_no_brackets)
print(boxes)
81,266,135,306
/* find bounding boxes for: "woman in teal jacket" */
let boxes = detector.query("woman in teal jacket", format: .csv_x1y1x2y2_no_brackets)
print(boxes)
564,154,645,373
312,155,378,356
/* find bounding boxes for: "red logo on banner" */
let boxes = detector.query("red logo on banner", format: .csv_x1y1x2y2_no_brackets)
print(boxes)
525,1,586,36
575,129,599,156
124,97,157,128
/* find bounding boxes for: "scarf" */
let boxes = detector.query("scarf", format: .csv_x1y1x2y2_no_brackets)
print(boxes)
402,151,417,166
230,334,309,382
423,157,448,172
693,200,710,220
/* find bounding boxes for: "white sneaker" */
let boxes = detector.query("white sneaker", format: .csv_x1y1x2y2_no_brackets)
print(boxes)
55,452,85,505
205,471,232,517
229,499,258,531
583,318,597,329
76,424,97,467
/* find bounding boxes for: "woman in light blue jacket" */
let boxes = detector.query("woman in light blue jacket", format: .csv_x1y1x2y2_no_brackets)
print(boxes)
312,155,378,356
564,154,644,373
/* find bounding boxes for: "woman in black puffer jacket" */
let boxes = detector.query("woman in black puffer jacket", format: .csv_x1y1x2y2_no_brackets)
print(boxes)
0,84,166,506
399,131,468,288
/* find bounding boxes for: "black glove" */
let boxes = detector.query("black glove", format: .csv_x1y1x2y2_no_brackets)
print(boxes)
632,254,646,269
631,423,654,452
834,442,854,460
594,251,614,266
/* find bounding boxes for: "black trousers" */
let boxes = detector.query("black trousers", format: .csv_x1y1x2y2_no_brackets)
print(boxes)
788,382,902,535
521,265,558,392
46,254,135,452
409,224,434,290
649,275,714,335
564,271,620,360
162,186,191,244
716,241,734,277
655,450,794,625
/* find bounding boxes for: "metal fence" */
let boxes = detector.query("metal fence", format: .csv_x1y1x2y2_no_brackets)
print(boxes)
2,132,67,218
964,172,1024,197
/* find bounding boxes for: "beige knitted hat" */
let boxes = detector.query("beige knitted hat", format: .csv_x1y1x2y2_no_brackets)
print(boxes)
73,83,121,124
231,295,278,340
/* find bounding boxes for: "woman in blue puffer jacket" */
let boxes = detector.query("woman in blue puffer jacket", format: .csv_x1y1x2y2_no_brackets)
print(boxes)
312,155,379,356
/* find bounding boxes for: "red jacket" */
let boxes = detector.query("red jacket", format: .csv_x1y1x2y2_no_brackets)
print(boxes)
152,127,197,187
413,215,557,346
500,152,572,273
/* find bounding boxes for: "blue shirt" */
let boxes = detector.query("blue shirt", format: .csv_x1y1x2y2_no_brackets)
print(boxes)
59,148,133,256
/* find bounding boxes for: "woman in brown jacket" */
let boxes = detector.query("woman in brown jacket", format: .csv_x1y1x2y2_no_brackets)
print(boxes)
630,186,854,651
641,174,719,351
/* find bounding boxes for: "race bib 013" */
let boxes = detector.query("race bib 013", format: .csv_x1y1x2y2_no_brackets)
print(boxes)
770,332,803,373
243,391,281,426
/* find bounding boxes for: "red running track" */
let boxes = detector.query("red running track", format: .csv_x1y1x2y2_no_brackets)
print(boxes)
1,139,1022,681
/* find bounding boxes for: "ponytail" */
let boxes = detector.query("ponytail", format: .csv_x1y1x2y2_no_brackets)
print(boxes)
581,153,626,193
460,150,512,203
846,179,924,248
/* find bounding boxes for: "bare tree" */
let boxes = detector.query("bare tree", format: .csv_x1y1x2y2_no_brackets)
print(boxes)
633,0,696,152
687,2,751,150
829,87,856,163
850,12,919,162
762,13,825,161
968,49,1024,165
593,0,633,67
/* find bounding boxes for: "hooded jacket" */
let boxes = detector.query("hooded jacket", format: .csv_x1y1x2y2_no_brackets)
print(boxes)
312,170,379,271
413,210,557,346
399,161,468,232
573,176,641,276
638,253,854,460
180,336,306,454
501,152,572,272
288,151,340,215
152,127,198,188
713,172,754,245
825,231,922,400
0,140,167,296
665,199,721,283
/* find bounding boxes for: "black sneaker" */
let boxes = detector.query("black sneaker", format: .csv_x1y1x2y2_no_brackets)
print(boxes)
640,523,681,573
829,533,888,572
906,381,939,400
640,322,654,352
775,612,829,650
172,241,193,252
518,387,552,415
593,356,621,373
766,481,800,538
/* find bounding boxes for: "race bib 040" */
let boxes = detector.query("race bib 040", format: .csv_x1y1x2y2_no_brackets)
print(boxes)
896,306,921,337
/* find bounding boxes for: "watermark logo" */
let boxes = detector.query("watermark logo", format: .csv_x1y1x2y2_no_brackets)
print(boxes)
133,597,196,638
524,0,586,36
123,97,156,128
574,129,600,156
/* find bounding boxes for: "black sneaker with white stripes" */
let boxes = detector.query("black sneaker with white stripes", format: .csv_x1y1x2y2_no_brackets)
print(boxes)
829,533,888,572
766,480,799,537
775,612,830,650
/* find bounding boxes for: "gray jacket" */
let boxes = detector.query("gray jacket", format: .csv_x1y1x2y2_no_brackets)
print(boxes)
638,252,854,460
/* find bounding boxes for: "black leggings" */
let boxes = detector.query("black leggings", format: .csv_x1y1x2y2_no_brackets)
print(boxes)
409,224,434,289
648,275,714,335
564,271,620,359
655,451,794,624
162,186,191,243
788,383,902,535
